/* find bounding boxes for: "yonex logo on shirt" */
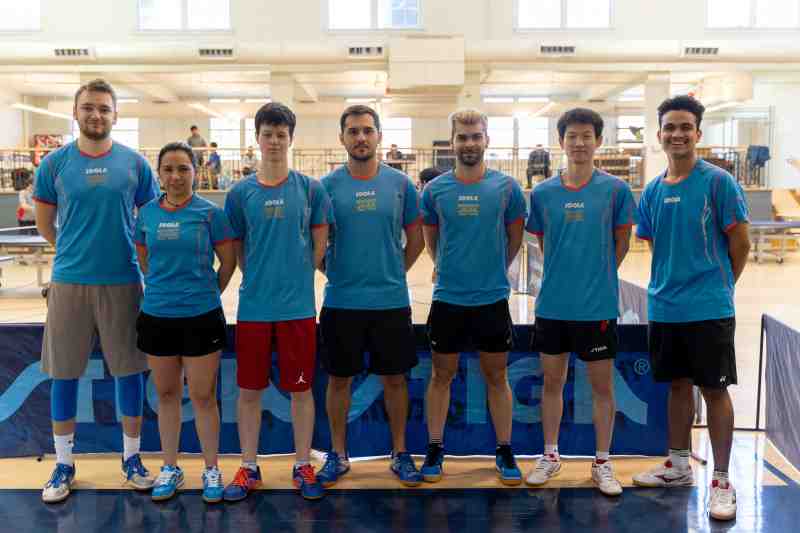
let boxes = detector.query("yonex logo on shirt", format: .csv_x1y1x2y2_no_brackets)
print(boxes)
564,202,584,209
664,197,681,204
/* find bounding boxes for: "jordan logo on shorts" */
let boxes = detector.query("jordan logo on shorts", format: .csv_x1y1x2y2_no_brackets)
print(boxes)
296,372,307,385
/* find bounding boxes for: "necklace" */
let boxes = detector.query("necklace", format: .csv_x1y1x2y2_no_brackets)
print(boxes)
164,195,189,208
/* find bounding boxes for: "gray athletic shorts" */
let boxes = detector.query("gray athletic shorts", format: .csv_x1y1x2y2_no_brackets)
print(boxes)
41,282,146,379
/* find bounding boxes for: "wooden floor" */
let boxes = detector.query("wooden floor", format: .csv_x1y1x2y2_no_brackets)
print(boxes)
0,431,796,491
1,246,799,429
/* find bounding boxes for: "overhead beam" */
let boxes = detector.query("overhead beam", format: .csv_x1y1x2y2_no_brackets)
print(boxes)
294,78,318,102
579,73,648,101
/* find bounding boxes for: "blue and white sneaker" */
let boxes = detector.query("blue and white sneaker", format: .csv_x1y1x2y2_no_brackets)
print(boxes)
421,444,444,483
42,463,76,503
151,465,184,501
316,451,350,488
495,446,522,486
202,466,224,503
390,452,423,487
122,454,154,490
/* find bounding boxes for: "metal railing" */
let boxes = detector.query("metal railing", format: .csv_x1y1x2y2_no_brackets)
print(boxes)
0,145,762,192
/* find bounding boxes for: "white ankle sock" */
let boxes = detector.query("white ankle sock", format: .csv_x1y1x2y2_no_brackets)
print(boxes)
54,433,74,466
669,448,690,470
595,451,610,463
242,461,258,472
544,444,559,459
123,434,140,462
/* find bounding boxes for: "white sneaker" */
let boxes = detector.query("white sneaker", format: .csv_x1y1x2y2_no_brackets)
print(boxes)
42,463,76,503
709,482,737,521
632,460,693,488
526,455,562,486
591,461,623,496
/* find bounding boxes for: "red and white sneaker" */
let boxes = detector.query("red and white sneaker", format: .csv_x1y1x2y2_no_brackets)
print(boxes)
632,460,694,488
709,480,737,521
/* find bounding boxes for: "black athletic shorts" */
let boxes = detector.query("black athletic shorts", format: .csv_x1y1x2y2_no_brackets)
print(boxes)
647,318,737,389
426,299,513,354
319,306,418,377
531,317,618,361
137,307,227,357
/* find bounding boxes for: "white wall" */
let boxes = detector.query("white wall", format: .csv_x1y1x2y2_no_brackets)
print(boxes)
754,74,800,188
0,89,23,147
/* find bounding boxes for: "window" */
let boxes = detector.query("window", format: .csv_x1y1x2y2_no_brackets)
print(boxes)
328,0,421,30
210,117,241,160
617,116,644,144
245,118,257,147
517,0,611,29
518,117,550,159
381,117,412,152
0,0,40,30
487,117,515,159
707,0,800,28
139,0,230,31
112,118,140,149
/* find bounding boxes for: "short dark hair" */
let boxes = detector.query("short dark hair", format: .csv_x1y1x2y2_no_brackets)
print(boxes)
190,125,198,131
74,78,117,109
254,102,296,138
210,142,218,148
340,105,381,133
419,167,443,185
657,95,705,129
157,141,197,170
557,108,604,140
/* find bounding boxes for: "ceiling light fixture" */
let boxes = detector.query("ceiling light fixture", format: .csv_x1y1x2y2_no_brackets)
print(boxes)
11,103,73,121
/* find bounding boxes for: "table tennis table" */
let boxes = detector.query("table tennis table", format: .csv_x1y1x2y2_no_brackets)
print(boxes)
0,228,51,290
749,220,800,263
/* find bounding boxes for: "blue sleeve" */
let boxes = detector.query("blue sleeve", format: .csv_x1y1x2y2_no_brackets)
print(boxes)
715,174,750,231
223,186,246,239
403,179,422,227
504,180,527,225
310,180,334,227
635,187,653,240
421,185,438,226
209,206,236,244
525,189,543,235
615,183,638,228
134,156,159,208
33,155,57,205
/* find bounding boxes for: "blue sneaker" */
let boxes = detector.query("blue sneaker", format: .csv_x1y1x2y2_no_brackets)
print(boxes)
202,466,224,503
151,465,184,501
495,446,522,486
293,464,324,500
42,463,76,503
223,466,262,502
390,452,423,487
316,451,350,488
122,454,154,490
421,444,444,483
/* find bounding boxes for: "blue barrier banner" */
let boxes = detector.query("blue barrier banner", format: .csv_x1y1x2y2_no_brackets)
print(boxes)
764,315,800,471
0,324,667,458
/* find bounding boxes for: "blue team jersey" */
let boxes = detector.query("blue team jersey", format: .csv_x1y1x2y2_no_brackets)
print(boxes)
636,159,749,322
321,164,421,310
33,141,159,285
526,170,637,321
134,194,235,318
420,169,527,306
224,172,333,322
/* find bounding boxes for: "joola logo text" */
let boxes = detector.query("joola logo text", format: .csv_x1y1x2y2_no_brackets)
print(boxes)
356,191,376,198
85,167,107,175
664,197,681,204
564,202,584,209
264,199,285,206
158,222,180,228
458,195,479,202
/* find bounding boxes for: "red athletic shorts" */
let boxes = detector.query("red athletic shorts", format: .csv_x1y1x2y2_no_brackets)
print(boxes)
235,318,316,392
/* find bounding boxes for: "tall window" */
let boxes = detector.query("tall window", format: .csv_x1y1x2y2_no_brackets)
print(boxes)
518,117,550,158
0,0,40,30
245,118,257,147
487,117,515,159
329,0,421,29
210,117,241,159
517,0,611,29
617,116,645,145
139,0,231,30
111,118,140,149
381,117,412,151
707,0,800,28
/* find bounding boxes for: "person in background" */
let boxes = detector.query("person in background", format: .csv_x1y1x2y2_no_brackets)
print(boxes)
206,142,222,189
241,146,258,177
17,176,36,234
386,143,404,171
526,144,551,189
187,125,208,167
418,167,443,190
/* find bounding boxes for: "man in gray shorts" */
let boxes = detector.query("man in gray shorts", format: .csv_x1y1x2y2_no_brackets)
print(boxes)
34,79,159,503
